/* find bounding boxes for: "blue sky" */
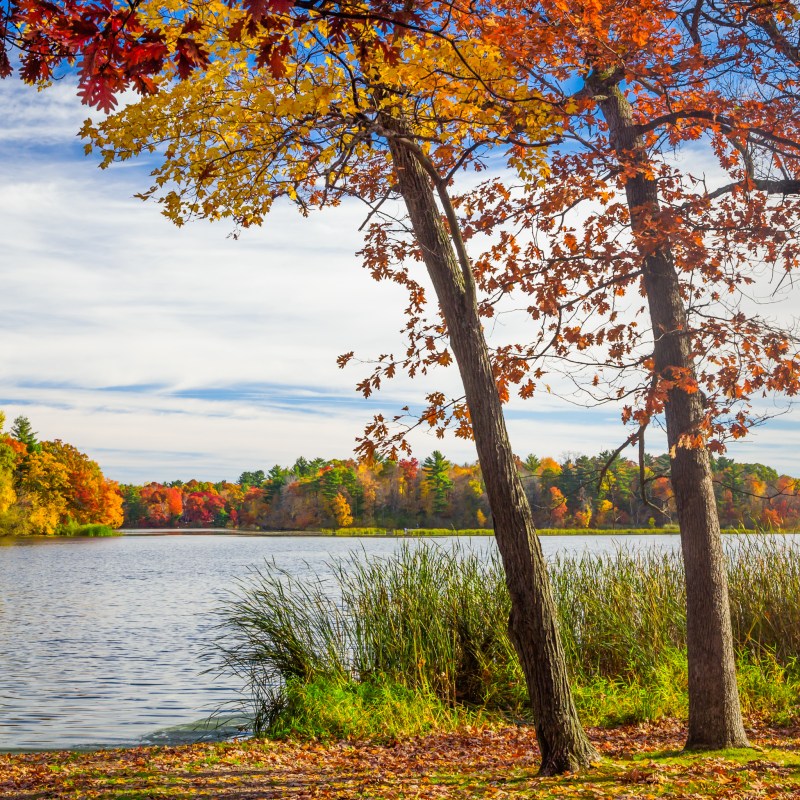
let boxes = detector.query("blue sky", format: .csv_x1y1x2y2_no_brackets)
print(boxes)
2,78,799,483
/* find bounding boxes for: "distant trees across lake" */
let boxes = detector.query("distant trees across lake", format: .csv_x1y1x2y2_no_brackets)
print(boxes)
3,409,796,535
120,449,800,533
0,412,123,535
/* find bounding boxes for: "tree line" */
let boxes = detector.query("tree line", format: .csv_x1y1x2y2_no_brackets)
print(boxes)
0,413,123,535
119,450,800,532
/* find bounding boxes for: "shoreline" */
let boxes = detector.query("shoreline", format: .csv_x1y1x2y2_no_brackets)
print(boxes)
4,527,797,539
117,527,684,537
78,527,800,537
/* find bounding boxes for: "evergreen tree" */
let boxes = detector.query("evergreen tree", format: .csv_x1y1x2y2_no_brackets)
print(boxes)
238,469,266,489
422,450,454,515
11,415,39,452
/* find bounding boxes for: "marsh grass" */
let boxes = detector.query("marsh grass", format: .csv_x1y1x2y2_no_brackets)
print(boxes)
57,521,119,536
215,536,800,739
319,527,714,536
268,677,480,740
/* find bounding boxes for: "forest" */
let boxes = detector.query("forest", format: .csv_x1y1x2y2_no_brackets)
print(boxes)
0,412,123,535
3,409,797,535
120,450,800,533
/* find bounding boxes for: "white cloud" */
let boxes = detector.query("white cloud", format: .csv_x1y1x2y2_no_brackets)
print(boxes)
0,80,93,144
2,79,799,482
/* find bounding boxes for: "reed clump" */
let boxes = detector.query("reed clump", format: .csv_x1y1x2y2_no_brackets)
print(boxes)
57,521,119,536
215,536,800,739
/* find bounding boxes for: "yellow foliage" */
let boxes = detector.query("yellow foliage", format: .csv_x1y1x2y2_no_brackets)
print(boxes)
330,492,353,528
82,0,558,231
538,457,562,476
573,508,592,528
0,470,15,514
18,450,70,534
97,481,125,529
468,478,484,498
27,502,63,536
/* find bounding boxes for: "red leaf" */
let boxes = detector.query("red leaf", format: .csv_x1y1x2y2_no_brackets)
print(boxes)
227,18,246,42
181,16,202,34
77,75,118,112
243,0,270,21
174,36,210,80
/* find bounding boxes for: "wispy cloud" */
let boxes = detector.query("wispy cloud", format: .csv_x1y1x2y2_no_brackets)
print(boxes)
2,80,799,482
0,81,92,145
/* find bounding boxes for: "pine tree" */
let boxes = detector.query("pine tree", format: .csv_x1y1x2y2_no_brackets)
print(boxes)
10,416,39,452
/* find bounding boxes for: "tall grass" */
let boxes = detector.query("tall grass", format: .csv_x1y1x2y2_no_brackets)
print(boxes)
728,536,800,662
57,521,119,536
214,536,800,738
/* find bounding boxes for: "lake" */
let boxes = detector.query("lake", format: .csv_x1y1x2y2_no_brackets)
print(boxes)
0,531,686,751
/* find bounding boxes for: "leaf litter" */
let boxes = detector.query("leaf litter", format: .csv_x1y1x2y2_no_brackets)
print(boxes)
1,719,798,799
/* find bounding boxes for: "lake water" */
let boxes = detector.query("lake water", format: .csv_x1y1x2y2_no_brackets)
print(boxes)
0,531,685,752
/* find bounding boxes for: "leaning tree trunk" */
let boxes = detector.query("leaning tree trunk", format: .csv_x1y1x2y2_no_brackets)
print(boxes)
383,119,597,774
593,80,748,749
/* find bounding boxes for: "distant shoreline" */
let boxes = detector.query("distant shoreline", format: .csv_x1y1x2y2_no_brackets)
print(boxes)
115,527,784,537
4,527,794,540
117,527,666,537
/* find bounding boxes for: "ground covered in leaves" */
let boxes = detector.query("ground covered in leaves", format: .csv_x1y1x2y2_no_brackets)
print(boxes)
1,720,799,799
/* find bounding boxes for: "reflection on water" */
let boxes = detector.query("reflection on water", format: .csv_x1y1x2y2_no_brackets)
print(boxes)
0,532,685,751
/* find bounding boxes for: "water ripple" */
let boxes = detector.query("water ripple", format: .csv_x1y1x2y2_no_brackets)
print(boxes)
0,532,686,751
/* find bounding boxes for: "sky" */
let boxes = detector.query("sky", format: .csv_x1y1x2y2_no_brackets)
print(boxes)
2,77,800,484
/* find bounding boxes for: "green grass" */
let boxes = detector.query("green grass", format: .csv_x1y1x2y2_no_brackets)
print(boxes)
320,527,495,536
571,648,690,726
214,537,800,740
56,521,120,536
318,526,767,536
267,676,481,740
321,526,687,536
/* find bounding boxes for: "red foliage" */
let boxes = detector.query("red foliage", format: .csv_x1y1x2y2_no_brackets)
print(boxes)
183,490,226,527
399,458,419,482
2,0,213,110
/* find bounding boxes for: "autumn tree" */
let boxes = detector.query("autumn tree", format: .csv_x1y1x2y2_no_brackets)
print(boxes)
81,3,597,773
42,440,124,528
184,489,227,526
15,449,71,533
0,413,17,518
330,491,354,527
238,485,270,529
0,412,123,533
138,482,184,527
11,0,799,755
425,0,800,749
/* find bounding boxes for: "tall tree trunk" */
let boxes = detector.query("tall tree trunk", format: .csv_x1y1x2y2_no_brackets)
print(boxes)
383,118,597,775
591,79,748,749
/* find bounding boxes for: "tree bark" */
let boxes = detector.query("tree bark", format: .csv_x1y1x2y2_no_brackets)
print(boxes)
591,79,748,749
383,118,598,774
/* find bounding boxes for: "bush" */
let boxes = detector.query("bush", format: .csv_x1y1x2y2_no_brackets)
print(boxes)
57,521,119,536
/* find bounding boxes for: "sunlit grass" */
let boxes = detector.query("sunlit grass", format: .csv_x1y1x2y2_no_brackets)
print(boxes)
214,537,800,739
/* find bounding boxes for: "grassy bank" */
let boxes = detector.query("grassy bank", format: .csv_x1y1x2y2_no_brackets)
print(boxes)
0,522,120,537
316,526,772,536
2,721,798,799
56,522,120,537
215,537,800,740
321,526,651,536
